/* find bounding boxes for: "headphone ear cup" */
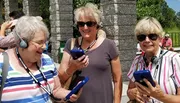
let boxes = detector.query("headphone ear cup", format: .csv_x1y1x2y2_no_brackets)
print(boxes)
20,39,28,48
151,56,158,64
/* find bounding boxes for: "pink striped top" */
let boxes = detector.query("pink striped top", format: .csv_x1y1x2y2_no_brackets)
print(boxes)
127,48,180,103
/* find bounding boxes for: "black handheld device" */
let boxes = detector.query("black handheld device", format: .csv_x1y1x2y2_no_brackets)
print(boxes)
65,77,89,100
133,70,155,87
70,49,85,60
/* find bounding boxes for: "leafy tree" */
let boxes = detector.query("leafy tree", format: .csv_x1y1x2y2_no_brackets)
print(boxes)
39,0,50,30
161,1,176,28
176,12,180,28
136,0,164,20
136,0,179,29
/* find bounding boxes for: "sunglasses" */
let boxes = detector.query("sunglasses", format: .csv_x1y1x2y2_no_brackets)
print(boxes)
137,34,159,42
77,21,96,27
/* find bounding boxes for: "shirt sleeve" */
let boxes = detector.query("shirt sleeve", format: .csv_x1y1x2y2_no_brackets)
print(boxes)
172,53,180,87
107,39,119,60
169,38,172,45
63,38,72,55
127,56,141,82
41,54,58,77
0,32,16,48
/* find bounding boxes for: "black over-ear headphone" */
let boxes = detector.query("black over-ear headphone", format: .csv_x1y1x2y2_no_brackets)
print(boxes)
151,50,169,64
14,32,28,48
144,50,168,65
151,56,158,64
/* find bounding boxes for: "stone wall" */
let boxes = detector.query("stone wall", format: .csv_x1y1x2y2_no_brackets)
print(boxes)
101,0,137,81
3,0,19,19
3,0,41,18
23,0,40,16
0,0,4,23
49,0,73,62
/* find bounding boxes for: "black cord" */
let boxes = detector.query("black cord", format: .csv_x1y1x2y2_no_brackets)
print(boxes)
15,48,62,101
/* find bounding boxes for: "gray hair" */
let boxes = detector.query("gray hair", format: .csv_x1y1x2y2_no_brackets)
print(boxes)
13,16,49,43
74,3,102,26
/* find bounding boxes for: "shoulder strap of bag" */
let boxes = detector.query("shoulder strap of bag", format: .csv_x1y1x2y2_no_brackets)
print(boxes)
70,37,82,49
70,38,76,50
63,38,76,89
0,52,9,100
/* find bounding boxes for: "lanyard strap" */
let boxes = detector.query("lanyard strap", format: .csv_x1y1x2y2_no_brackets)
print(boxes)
15,48,62,101
79,36,97,52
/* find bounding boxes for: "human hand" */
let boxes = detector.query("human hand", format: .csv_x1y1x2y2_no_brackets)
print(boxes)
1,21,12,30
68,94,78,102
65,87,82,102
70,55,89,71
135,79,165,101
128,88,148,103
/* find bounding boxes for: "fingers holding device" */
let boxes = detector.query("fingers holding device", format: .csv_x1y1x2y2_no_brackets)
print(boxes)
133,70,155,87
65,77,89,101
70,49,85,60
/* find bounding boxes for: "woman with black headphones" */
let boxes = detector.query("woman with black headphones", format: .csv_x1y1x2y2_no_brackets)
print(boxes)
127,17,180,103
0,16,78,103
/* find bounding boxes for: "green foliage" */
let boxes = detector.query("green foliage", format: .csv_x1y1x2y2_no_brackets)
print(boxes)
136,0,164,20
164,27,180,32
176,12,180,28
18,0,23,10
39,0,50,31
161,2,176,28
136,0,180,29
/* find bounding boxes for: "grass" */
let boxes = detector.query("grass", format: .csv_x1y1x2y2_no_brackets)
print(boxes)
163,27,180,47
164,27,180,32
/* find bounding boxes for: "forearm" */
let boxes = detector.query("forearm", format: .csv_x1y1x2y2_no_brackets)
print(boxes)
53,87,69,99
157,94,180,103
0,28,6,37
113,78,122,103
53,75,70,100
58,64,76,85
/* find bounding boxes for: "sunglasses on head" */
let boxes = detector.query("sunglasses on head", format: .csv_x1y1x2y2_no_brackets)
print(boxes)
77,21,96,27
137,34,159,42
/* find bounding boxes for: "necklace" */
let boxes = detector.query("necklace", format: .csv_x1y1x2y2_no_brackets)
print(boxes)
79,36,97,52
15,48,62,101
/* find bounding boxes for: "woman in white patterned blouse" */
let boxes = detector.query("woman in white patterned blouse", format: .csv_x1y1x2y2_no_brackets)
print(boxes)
127,17,180,103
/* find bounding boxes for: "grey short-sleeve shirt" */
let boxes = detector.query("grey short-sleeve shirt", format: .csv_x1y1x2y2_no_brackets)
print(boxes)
64,38,119,103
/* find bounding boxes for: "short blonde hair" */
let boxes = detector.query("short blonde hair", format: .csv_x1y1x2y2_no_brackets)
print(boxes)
74,3,102,26
135,17,163,38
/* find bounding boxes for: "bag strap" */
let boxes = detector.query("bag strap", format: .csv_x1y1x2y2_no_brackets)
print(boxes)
0,52,9,100
70,38,76,50
63,38,76,89
70,37,82,50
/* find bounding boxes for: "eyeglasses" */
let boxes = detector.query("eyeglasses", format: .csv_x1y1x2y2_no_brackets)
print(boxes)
77,21,96,27
31,41,46,48
137,34,159,42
